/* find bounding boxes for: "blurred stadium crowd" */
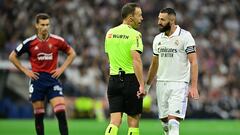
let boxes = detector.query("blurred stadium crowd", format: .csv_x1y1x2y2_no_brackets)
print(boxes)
0,0,239,119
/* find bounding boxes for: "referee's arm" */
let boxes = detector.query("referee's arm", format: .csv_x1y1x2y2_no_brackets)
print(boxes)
131,50,145,96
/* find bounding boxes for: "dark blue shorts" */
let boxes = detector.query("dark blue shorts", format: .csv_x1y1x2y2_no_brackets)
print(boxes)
29,72,63,102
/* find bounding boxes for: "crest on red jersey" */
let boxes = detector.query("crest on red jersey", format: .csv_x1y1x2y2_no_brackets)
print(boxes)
48,44,53,49
34,46,39,50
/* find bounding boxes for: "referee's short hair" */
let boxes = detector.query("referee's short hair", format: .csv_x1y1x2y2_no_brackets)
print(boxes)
121,3,140,19
35,13,50,23
160,8,176,16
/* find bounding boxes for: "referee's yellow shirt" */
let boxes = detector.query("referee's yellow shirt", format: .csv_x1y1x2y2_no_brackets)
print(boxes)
105,24,143,75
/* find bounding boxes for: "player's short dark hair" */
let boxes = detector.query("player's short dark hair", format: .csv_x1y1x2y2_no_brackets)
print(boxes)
121,3,140,19
160,8,176,16
35,13,50,23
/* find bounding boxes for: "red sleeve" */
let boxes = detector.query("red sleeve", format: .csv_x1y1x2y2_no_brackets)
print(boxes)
59,39,71,53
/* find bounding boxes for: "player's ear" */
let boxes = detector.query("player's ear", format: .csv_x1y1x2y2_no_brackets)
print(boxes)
35,23,38,29
169,15,176,24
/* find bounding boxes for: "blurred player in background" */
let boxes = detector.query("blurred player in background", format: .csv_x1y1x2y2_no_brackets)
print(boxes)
145,8,199,135
104,2,145,135
9,13,76,135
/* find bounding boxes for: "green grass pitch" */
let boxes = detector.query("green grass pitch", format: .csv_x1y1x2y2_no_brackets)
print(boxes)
0,119,239,135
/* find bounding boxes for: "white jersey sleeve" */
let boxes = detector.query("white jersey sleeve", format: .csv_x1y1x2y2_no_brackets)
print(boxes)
184,32,196,54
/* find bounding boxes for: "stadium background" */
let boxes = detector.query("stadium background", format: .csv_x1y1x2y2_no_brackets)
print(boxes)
0,0,239,134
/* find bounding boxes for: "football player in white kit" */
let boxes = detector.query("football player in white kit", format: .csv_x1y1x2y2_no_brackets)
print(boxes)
145,8,199,135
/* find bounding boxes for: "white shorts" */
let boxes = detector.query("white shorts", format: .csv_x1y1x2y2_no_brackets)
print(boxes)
156,81,189,119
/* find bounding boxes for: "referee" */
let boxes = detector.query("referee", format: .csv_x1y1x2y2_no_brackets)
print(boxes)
104,3,145,135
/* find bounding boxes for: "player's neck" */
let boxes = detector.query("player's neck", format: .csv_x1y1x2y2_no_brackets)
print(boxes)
37,33,49,41
165,25,177,37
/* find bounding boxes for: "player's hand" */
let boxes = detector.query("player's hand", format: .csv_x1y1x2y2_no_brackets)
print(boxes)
24,70,39,80
50,68,64,79
144,84,151,94
188,87,199,100
137,85,146,98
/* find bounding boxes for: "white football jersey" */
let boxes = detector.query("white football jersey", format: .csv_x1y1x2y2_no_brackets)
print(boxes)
153,25,196,83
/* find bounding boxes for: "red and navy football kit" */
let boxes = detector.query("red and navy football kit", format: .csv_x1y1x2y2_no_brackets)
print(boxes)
15,34,71,102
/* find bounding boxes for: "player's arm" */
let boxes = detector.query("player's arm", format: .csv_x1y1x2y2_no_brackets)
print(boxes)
9,51,39,80
145,35,159,93
51,47,76,78
145,55,159,93
131,50,145,98
188,52,199,99
146,55,159,85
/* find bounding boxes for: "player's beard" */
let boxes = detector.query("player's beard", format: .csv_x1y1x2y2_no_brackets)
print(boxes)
39,31,49,40
159,22,171,33
42,29,49,38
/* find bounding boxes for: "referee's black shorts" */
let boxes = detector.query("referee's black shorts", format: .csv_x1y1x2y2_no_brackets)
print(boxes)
107,74,143,115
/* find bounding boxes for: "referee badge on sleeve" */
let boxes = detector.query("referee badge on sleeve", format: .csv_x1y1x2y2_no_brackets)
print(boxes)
136,36,139,47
